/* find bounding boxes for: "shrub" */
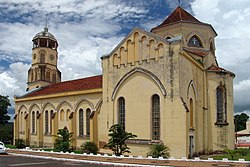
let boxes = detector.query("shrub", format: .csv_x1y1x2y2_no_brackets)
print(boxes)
224,149,238,160
80,141,98,154
147,143,170,158
15,139,26,149
237,148,249,156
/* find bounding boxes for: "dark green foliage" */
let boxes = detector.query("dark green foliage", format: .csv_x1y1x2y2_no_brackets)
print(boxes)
54,127,73,152
147,143,170,158
15,139,26,149
105,124,137,156
224,149,238,160
0,123,13,144
235,113,249,132
237,148,249,156
80,141,98,154
0,95,11,125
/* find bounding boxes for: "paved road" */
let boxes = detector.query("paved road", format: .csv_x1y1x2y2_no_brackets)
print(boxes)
4,150,250,167
0,154,118,167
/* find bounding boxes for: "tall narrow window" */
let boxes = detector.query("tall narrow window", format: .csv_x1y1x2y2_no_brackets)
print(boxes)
152,94,160,140
40,53,45,63
118,97,125,130
86,108,91,137
46,70,50,81
20,112,23,132
50,110,53,134
45,110,49,134
60,109,64,121
52,73,56,82
216,86,227,123
79,109,84,136
189,98,194,128
32,111,35,134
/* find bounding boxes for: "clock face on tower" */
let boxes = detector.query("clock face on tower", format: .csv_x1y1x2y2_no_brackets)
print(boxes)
33,54,36,60
50,54,54,61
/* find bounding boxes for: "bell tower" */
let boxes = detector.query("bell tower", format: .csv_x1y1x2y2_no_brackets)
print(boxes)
27,26,61,91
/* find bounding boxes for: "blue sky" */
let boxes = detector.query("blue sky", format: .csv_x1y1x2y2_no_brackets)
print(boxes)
0,0,250,117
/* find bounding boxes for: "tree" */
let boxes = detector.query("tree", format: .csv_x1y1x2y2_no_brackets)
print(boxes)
234,113,249,132
147,143,170,158
54,127,73,152
105,124,137,156
0,95,11,125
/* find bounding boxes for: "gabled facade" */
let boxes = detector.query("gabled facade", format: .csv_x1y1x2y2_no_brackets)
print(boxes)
14,6,235,158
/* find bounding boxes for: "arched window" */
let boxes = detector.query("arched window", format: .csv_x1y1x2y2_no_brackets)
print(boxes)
32,111,35,134
210,41,215,54
79,109,84,136
216,86,227,123
20,112,23,132
46,70,50,81
45,110,49,134
189,98,194,128
86,108,91,137
188,36,202,48
166,36,171,40
40,52,45,63
52,73,56,82
50,110,53,134
66,109,70,121
30,70,33,82
60,109,65,121
118,97,125,130
152,94,160,140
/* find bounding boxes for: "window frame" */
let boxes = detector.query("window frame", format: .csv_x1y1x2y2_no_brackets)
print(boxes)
118,97,126,131
215,86,228,126
188,36,203,48
79,108,84,137
151,94,160,140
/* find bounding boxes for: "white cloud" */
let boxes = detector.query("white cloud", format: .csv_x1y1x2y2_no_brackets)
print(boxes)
0,62,30,105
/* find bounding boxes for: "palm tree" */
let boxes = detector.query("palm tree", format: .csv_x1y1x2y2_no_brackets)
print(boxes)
105,124,137,156
54,127,73,152
147,143,170,158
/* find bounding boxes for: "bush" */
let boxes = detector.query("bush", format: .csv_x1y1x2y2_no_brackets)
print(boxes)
147,143,170,158
224,149,238,160
15,139,26,149
81,141,98,154
237,148,249,156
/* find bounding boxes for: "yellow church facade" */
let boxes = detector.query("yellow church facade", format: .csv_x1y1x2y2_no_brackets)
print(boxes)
14,7,235,158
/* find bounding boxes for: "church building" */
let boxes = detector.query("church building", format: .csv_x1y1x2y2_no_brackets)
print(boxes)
14,6,235,158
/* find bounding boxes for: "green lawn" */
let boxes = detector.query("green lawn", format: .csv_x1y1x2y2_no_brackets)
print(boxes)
211,154,250,161
207,149,250,161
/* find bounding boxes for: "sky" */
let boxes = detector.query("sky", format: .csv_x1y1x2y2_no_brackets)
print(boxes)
0,0,250,118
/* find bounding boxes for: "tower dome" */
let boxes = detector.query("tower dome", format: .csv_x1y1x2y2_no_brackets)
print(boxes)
32,27,58,50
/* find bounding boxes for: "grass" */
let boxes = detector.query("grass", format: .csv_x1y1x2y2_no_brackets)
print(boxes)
211,154,250,161
205,149,250,161
5,144,16,149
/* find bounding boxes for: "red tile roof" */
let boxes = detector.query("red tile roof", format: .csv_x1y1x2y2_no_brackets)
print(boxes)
151,6,202,31
21,75,102,98
206,65,235,77
184,48,209,57
207,64,227,72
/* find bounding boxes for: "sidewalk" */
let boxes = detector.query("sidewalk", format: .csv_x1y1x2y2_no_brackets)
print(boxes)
7,149,250,167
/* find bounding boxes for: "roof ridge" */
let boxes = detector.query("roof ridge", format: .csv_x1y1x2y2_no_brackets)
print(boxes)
151,6,203,31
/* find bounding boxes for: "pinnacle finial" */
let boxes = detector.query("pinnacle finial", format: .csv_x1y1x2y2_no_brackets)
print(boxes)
178,0,181,7
44,14,48,32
